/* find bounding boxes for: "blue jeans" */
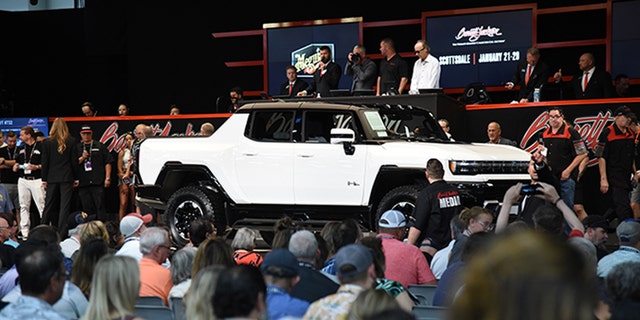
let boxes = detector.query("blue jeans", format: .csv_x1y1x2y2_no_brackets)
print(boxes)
560,178,576,210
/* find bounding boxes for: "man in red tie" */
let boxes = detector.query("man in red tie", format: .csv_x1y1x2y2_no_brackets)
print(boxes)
553,52,613,99
279,65,308,97
505,47,550,103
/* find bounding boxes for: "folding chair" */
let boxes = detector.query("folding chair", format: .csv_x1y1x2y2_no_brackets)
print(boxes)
134,305,174,320
135,295,165,306
407,284,438,306
412,305,448,320
169,296,186,320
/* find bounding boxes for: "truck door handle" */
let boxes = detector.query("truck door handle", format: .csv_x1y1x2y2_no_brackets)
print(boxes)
298,154,314,158
242,153,257,156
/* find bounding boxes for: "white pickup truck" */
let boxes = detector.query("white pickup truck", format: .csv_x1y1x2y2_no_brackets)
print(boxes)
137,101,531,245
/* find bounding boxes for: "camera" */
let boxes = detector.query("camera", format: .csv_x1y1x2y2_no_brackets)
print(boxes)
520,183,541,195
350,53,361,63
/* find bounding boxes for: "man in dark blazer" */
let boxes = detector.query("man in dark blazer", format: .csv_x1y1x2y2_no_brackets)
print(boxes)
505,47,550,103
279,65,308,97
553,52,613,99
297,45,341,98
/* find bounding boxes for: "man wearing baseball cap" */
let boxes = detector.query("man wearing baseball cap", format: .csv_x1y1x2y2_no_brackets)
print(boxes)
376,210,436,288
261,248,310,320
115,212,152,261
595,105,637,223
581,215,610,260
597,218,640,278
303,243,375,320
75,124,113,222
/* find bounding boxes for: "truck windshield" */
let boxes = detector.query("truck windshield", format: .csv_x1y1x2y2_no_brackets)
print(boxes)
364,106,449,142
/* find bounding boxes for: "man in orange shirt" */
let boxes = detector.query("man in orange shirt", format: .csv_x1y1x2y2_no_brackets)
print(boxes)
138,226,173,306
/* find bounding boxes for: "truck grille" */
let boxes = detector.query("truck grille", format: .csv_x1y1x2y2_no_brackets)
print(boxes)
449,160,529,175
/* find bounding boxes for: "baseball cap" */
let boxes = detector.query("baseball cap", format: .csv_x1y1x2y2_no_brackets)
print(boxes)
378,210,408,228
581,215,609,231
335,243,373,278
80,125,92,133
67,211,96,235
260,248,299,278
614,106,635,118
616,219,640,244
120,212,153,238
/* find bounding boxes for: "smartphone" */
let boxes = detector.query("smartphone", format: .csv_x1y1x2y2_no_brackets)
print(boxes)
520,183,541,195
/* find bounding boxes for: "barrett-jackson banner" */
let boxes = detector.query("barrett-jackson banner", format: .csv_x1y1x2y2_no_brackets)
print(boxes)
466,97,640,216
62,114,232,154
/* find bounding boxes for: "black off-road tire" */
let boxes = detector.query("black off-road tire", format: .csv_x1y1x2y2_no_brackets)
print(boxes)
164,186,225,247
374,185,422,231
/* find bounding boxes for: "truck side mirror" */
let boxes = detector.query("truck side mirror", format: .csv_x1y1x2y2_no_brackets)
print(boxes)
331,128,356,156
330,128,355,144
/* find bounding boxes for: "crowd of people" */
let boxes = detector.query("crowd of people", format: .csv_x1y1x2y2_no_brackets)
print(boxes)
0,44,636,318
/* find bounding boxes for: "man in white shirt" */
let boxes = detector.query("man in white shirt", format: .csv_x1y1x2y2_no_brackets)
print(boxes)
115,212,152,261
409,39,441,94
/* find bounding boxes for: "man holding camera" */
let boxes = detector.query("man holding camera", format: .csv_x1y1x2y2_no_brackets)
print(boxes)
344,44,377,93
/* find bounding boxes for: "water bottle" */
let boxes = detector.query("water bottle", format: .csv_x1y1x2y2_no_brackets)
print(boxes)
533,88,540,102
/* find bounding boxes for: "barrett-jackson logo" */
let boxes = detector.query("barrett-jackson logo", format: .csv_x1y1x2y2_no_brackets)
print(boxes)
96,121,199,154
454,26,504,45
520,110,615,167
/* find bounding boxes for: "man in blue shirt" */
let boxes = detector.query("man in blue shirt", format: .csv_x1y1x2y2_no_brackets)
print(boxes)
261,248,310,319
597,219,640,278
0,240,67,320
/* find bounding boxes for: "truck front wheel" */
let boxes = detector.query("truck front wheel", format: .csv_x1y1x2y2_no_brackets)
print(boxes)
375,185,422,231
164,186,225,247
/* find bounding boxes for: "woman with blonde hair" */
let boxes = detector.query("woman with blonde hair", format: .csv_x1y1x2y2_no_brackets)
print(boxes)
81,255,144,320
192,237,235,276
450,231,597,320
448,206,494,266
185,264,226,320
41,117,78,237
346,288,402,320
79,220,110,247
117,132,135,221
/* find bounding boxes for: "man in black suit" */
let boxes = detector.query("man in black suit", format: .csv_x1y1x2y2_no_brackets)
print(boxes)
297,46,341,98
279,65,308,97
553,52,613,99
505,47,550,103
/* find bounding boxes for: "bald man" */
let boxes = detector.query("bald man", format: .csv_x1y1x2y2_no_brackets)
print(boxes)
486,122,517,147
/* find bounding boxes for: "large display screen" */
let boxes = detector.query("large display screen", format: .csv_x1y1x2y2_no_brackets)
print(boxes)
425,9,533,88
266,20,360,96
612,0,640,78
0,117,49,146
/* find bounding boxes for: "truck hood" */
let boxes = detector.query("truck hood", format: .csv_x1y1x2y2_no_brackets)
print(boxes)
377,140,530,161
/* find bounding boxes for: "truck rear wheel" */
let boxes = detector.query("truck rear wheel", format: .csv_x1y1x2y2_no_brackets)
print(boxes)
164,185,225,247
375,185,422,231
